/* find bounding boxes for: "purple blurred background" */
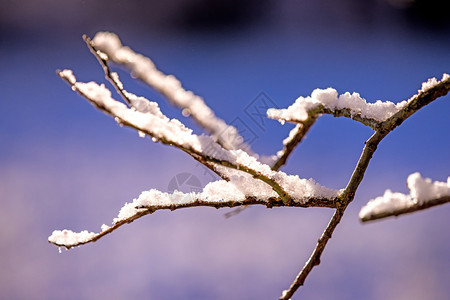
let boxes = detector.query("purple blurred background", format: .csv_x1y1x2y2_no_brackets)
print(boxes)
1,1,449,299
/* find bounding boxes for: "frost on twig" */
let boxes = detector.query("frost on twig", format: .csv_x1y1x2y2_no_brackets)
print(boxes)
360,173,450,222
91,31,253,154
49,177,339,249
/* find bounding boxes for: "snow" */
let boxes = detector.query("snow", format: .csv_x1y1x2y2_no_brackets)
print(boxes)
49,170,341,248
60,69,210,154
97,51,109,61
359,190,413,220
268,74,449,126
61,69,341,204
64,69,342,198
359,173,450,219
407,172,450,204
59,69,76,85
110,180,257,224
123,91,165,117
274,124,303,159
91,31,251,153
267,87,408,124
419,73,449,93
48,229,96,247
114,173,341,223
110,72,123,89
283,124,302,146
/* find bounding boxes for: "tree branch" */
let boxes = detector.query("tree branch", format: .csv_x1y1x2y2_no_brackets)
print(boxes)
280,207,346,300
279,129,384,299
360,172,450,222
58,70,344,207
360,195,450,222
279,74,450,298
90,32,254,154
50,33,450,300
83,35,133,107
271,115,318,171
267,87,406,130
380,74,450,131
270,104,381,129
49,182,338,249
81,36,231,181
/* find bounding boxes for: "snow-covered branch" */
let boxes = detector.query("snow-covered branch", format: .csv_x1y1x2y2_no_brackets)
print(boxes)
268,73,450,131
91,32,253,154
271,116,317,170
279,74,450,299
267,87,407,129
380,73,450,131
58,69,344,207
50,32,450,300
49,178,338,249
359,173,450,222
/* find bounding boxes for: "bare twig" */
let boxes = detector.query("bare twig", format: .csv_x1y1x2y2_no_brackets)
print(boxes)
279,129,384,299
224,206,248,218
272,116,318,171
280,207,346,300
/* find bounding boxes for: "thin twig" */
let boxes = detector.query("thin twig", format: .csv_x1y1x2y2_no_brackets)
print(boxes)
272,116,317,171
83,35,132,106
280,207,346,300
279,130,384,299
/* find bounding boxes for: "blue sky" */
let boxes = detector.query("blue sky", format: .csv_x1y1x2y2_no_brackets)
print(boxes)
0,1,449,299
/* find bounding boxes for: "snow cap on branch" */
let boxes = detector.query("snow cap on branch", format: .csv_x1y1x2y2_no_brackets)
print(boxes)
267,87,408,124
48,230,96,248
268,74,450,129
407,172,450,204
49,175,341,249
419,73,450,93
359,172,450,220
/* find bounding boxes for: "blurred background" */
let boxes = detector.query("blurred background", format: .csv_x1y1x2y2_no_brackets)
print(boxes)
1,1,449,299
